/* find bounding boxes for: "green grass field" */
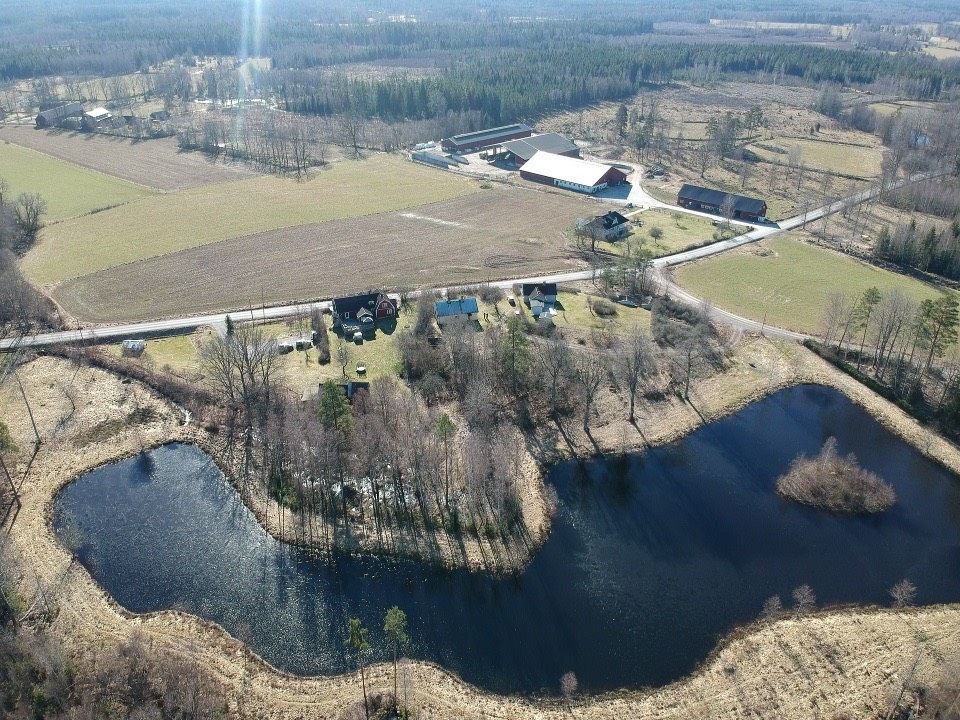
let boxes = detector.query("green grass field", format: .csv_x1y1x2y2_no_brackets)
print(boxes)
599,209,730,259
104,332,208,375
24,154,480,285
254,312,415,397
0,141,153,222
746,137,882,178
675,235,954,334
554,291,651,334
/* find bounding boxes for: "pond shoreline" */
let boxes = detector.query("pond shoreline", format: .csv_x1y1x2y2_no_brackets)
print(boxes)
5,341,960,718
55,383,960,693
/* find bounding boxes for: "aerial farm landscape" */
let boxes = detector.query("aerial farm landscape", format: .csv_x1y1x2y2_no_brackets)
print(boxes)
3,1,960,718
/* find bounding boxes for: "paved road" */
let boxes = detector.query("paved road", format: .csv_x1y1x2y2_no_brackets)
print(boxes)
0,169,947,351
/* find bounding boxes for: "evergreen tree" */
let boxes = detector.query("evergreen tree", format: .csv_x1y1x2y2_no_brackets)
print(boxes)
384,606,409,715
318,380,352,431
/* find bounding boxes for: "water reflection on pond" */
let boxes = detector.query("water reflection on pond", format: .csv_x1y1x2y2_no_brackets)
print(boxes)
55,385,960,695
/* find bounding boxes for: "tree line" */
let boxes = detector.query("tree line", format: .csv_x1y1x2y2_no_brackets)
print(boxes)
269,40,960,125
820,285,960,435
875,218,960,281
0,179,53,338
5,0,960,82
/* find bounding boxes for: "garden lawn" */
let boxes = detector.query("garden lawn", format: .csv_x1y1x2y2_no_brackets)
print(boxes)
103,331,208,376
674,234,955,335
0,141,152,222
599,208,731,259
553,291,651,334
24,154,479,285
261,312,414,398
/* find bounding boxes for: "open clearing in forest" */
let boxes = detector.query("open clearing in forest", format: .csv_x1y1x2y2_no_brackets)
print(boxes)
745,136,884,179
24,154,481,286
0,141,153,222
674,234,955,334
0,126,254,191
51,185,597,322
924,44,960,60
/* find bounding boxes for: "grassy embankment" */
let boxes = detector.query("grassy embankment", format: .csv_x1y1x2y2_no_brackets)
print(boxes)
0,141,153,222
23,154,480,285
675,234,955,334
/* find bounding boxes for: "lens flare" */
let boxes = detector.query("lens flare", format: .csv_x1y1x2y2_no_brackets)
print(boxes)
234,0,264,146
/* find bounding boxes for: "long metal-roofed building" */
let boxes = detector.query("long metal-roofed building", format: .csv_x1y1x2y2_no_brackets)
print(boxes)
35,102,84,129
519,151,629,195
496,133,580,166
677,183,768,222
441,123,533,153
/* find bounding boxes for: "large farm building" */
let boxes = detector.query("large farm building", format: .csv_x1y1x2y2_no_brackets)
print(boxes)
677,184,768,222
495,133,580,166
441,123,533,153
519,151,629,194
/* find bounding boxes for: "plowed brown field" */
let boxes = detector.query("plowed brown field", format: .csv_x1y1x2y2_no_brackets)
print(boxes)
53,186,597,322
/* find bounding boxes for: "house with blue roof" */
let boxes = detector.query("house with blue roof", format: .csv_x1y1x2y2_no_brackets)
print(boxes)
435,297,480,328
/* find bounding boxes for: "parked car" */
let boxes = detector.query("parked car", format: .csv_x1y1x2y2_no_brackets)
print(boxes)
616,297,640,309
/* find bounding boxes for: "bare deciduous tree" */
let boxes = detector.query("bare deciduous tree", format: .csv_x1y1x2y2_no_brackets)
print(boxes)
792,584,816,616
761,594,783,621
889,578,917,608
616,331,655,423
338,112,367,159
536,336,575,414
575,352,608,434
12,192,47,252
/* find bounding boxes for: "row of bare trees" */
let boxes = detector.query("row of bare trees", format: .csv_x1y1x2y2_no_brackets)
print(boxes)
176,109,321,176
821,286,960,431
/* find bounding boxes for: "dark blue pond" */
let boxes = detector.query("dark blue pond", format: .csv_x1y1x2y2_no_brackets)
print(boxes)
54,385,960,695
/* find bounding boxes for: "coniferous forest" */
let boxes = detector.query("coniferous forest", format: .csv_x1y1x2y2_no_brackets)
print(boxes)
3,0,960,126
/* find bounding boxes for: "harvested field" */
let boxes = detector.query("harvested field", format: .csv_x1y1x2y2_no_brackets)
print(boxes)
52,186,597,322
24,154,479,286
925,44,960,60
0,141,152,222
0,126,254,191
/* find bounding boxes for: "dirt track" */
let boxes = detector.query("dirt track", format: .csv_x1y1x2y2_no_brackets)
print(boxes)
0,126,254,191
52,186,597,323
3,343,960,719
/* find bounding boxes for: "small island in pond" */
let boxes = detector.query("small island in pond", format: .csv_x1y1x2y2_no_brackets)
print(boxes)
776,437,896,515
